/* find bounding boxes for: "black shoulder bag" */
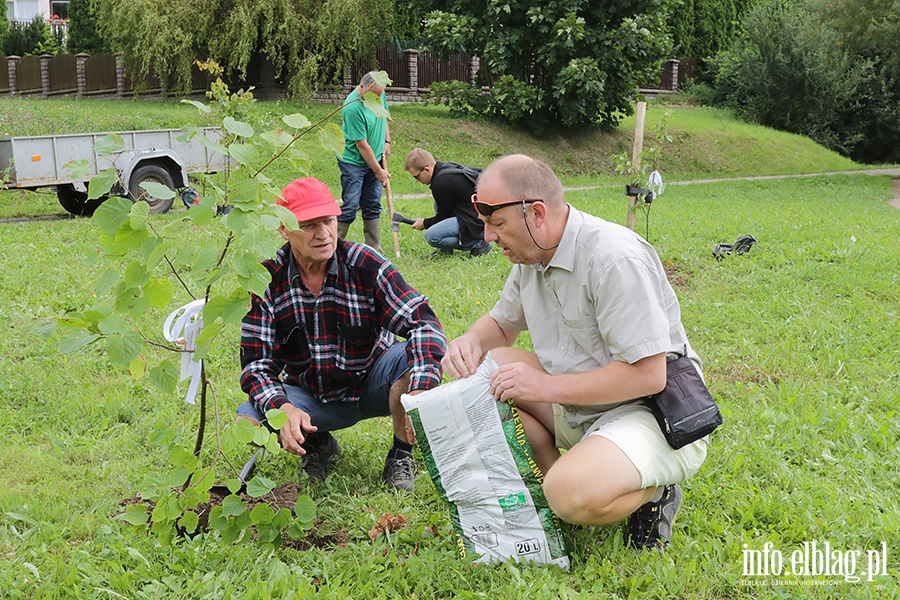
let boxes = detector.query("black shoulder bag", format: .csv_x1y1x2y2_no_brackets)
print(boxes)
647,354,723,449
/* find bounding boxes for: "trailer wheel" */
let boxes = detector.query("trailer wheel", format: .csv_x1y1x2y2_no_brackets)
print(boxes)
129,165,176,213
57,185,106,217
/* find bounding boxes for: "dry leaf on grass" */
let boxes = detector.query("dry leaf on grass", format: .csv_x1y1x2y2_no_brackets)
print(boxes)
367,513,408,541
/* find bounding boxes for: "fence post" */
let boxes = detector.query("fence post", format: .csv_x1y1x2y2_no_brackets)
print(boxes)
40,54,53,98
405,49,419,97
7,56,20,96
669,58,681,92
76,53,89,98
116,53,126,97
342,66,354,96
469,55,480,86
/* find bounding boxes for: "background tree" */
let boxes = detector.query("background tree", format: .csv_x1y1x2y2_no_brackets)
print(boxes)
713,0,899,164
0,7,8,51
2,15,58,56
668,0,753,81
415,0,674,132
67,0,111,54
96,0,394,96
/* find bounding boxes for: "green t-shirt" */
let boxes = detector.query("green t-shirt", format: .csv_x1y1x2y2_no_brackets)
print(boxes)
340,88,389,167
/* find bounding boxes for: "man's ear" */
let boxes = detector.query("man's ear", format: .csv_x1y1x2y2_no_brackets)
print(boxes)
532,201,549,226
279,224,290,241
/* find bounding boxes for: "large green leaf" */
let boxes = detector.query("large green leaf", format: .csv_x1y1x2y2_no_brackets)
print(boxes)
63,159,91,178
144,278,175,309
237,260,272,298
129,200,150,231
371,70,392,87
282,113,312,130
221,495,246,518
224,116,254,138
98,313,126,335
203,289,249,325
250,503,275,525
187,202,216,226
264,408,288,430
114,220,150,252
294,495,317,522
117,504,149,526
274,203,299,232
196,133,229,156
230,177,261,208
140,181,175,200
318,123,345,157
95,134,125,156
94,196,133,236
58,330,101,354
88,168,119,200
246,476,276,498
362,92,390,119
229,143,261,166
106,330,142,367
181,100,211,113
149,360,178,395
124,260,150,288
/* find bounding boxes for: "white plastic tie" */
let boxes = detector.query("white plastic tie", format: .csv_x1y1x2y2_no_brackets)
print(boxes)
648,170,664,198
163,299,206,404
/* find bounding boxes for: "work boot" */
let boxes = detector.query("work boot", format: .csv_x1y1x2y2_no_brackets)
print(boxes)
337,220,351,240
382,448,416,492
625,484,683,550
301,432,342,481
363,218,383,253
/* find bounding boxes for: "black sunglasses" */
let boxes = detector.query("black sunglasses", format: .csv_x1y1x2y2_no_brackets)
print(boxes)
470,195,540,217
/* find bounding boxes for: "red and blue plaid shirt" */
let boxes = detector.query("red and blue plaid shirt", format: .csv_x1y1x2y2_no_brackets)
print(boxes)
240,240,446,413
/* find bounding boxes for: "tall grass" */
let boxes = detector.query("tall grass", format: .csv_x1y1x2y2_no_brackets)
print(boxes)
0,98,898,598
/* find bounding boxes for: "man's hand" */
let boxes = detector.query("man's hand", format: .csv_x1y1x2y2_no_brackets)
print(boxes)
279,404,318,456
384,142,391,159
411,218,425,230
489,361,550,404
377,167,391,185
442,335,484,379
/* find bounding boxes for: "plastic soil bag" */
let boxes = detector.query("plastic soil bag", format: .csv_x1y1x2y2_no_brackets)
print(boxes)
402,354,570,569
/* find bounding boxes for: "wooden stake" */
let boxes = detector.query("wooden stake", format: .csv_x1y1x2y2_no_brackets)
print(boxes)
626,101,647,232
382,157,401,257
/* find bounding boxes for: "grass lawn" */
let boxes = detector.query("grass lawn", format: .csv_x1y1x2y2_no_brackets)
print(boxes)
0,97,898,598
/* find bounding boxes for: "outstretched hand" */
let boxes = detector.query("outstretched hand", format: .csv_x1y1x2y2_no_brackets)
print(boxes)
442,335,483,380
489,362,549,404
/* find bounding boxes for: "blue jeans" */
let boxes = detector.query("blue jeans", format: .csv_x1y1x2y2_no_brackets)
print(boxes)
425,217,486,252
337,159,383,222
236,342,409,433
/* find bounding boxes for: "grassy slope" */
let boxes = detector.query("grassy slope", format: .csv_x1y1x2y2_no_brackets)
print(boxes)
0,97,898,598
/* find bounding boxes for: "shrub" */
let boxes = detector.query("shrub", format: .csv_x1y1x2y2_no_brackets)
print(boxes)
2,15,58,56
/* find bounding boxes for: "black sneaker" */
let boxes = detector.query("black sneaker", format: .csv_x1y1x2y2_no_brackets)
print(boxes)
470,242,492,257
301,432,341,480
430,248,453,257
382,449,416,491
625,484,683,550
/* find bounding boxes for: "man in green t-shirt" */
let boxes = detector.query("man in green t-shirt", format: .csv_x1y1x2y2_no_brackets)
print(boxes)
337,71,392,252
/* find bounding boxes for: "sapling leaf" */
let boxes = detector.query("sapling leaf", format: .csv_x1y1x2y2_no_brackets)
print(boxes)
140,181,176,200
182,99,212,113
192,469,216,494
58,330,101,354
129,354,146,380
196,134,229,156
98,313,126,335
129,200,151,232
94,196,132,235
124,260,150,288
371,70,392,87
221,495,246,518
265,408,288,430
208,506,228,531
233,419,257,445
274,203,299,232
229,143,261,166
166,466,191,488
318,123,345,156
252,426,270,447
63,158,92,178
187,202,215,226
246,476,276,498
294,495,316,522
118,504,149,526
149,360,178,395
224,116,254,138
250,503,275,525
282,113,312,130
227,478,243,494
88,168,118,200
143,278,175,309
362,92,391,120
95,134,125,156
179,511,199,534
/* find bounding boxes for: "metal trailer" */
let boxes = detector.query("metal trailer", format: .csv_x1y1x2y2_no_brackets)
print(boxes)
0,128,229,216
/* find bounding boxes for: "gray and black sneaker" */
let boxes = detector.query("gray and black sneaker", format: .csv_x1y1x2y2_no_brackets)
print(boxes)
301,432,341,481
625,484,683,550
382,449,416,492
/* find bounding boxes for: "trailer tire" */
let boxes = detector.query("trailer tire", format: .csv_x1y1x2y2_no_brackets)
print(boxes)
129,165,176,213
57,185,106,217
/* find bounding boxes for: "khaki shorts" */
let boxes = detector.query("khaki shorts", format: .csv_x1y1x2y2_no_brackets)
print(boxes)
553,402,708,489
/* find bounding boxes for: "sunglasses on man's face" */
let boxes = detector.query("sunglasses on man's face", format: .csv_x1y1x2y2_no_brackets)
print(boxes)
470,195,540,217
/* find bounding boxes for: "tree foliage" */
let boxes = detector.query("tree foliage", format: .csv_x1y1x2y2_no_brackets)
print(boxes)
96,0,395,96
713,0,900,164
416,0,673,132
2,15,59,56
67,0,111,54
668,0,752,64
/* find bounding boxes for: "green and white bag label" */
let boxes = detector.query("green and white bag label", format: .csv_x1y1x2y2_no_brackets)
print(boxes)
402,354,570,569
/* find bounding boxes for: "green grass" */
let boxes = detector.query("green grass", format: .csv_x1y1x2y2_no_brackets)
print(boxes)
1,98,899,598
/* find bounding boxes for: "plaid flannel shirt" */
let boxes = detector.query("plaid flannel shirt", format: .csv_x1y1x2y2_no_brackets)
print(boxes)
240,240,446,414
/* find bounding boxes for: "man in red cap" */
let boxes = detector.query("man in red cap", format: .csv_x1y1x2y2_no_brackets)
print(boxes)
237,177,446,491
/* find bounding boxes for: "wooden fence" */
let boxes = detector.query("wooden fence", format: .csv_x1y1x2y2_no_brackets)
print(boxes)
0,50,681,101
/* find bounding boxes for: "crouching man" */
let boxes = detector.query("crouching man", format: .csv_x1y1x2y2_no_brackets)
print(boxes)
442,155,708,548
237,177,446,490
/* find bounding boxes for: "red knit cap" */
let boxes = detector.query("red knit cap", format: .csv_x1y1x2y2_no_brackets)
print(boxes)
277,178,341,222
